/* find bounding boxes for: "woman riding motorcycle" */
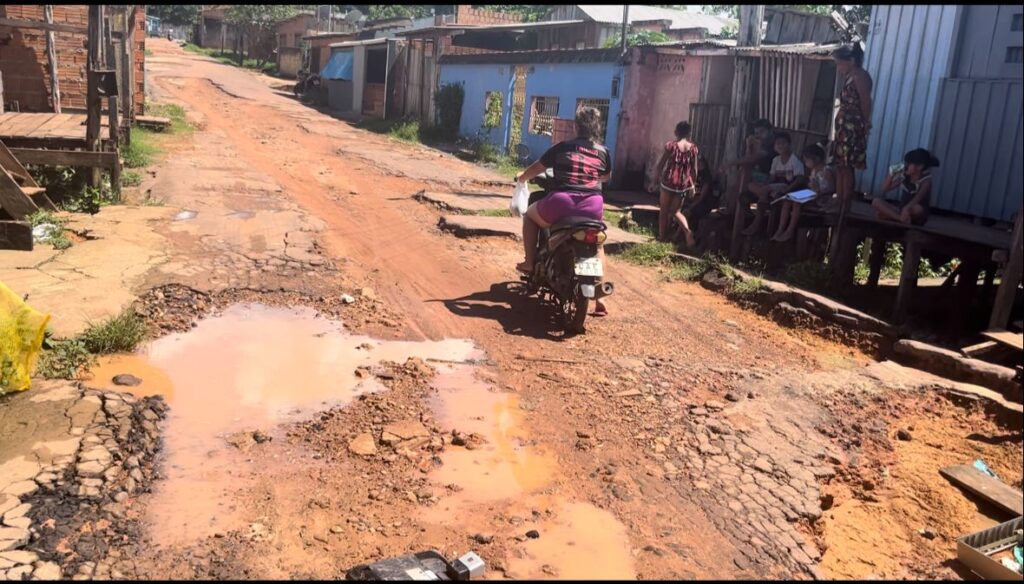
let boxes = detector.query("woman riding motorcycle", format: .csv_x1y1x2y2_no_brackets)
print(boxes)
515,106,611,316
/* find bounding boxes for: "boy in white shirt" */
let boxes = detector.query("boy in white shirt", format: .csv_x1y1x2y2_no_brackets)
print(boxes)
742,132,806,236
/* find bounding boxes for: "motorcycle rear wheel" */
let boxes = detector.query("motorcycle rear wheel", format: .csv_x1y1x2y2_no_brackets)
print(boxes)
561,290,589,334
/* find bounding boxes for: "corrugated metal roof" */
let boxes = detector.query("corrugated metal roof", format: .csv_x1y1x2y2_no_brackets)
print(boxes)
329,37,389,48
729,42,843,56
439,47,622,65
570,5,735,35
393,20,587,36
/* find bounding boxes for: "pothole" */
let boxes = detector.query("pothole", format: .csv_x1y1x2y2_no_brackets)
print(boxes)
84,303,472,546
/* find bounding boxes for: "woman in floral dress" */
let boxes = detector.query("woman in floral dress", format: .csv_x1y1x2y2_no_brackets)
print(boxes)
831,43,872,213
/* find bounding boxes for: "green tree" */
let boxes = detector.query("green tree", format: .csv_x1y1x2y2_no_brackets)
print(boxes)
602,28,671,49
474,5,554,22
225,5,301,66
366,5,446,20
148,5,201,26
701,4,871,26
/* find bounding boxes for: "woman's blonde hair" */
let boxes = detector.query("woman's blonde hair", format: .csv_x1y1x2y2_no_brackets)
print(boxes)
575,106,603,142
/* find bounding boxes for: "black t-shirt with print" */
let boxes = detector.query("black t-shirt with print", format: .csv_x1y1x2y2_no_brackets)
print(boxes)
539,138,611,194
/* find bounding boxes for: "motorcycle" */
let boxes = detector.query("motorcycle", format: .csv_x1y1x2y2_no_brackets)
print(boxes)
520,170,614,334
293,70,321,98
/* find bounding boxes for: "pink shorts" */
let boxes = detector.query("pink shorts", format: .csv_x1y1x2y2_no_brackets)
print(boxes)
535,191,604,225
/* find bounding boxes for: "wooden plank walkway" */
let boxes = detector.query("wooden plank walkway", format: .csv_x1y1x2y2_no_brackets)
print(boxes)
0,112,110,147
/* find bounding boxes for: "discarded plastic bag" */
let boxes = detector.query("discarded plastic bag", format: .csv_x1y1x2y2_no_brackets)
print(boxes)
0,280,51,394
509,181,529,217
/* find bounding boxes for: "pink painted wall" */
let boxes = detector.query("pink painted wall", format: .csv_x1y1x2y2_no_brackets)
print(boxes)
613,49,704,192
643,54,703,191
613,47,657,188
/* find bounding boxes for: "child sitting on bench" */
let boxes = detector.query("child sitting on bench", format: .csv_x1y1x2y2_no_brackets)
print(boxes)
771,144,835,242
871,148,939,226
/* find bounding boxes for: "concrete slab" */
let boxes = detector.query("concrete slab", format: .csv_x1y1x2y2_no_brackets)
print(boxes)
414,190,508,213
438,215,650,249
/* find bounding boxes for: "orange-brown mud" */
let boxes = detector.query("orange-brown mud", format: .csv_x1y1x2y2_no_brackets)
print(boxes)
31,39,1019,581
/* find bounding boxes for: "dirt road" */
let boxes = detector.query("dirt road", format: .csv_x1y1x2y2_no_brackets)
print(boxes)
2,40,1020,581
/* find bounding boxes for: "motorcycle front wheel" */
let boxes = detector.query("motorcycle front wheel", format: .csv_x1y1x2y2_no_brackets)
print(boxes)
561,289,589,334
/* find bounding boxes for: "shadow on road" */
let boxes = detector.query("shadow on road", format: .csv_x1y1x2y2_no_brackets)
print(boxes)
431,281,567,341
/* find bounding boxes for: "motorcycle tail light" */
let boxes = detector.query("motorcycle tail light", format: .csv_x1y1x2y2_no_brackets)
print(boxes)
575,229,606,244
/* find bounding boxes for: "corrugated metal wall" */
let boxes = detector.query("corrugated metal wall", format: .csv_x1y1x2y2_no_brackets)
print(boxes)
931,79,1023,221
860,5,959,194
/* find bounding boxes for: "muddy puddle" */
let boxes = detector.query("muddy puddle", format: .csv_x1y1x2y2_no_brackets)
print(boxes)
422,364,636,580
87,303,635,578
86,303,473,546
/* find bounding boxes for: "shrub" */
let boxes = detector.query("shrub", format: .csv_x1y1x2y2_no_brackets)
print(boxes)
79,308,146,354
435,83,465,140
37,337,95,379
122,171,143,187
388,119,422,143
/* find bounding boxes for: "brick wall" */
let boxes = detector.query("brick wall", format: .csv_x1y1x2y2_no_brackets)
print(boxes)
0,5,145,115
276,15,318,48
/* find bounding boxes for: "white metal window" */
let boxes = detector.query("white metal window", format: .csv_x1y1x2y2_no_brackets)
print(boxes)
575,98,610,142
529,96,559,136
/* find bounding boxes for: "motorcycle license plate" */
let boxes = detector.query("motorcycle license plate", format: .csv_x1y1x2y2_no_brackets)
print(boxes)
574,257,603,277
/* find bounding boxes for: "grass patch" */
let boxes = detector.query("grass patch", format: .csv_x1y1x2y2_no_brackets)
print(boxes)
146,102,192,134
79,308,146,354
476,208,512,217
37,336,95,380
388,119,423,143
36,307,147,379
665,259,708,282
619,241,675,266
121,171,143,187
144,48,153,57
494,156,524,179
124,128,158,168
731,277,765,296
27,209,73,250
183,43,275,73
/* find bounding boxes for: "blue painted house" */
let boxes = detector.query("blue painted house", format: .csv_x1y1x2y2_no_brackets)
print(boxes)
438,48,624,163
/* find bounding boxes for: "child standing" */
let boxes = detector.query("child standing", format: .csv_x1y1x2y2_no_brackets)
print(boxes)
772,145,835,242
871,148,939,226
656,121,700,247
743,132,805,236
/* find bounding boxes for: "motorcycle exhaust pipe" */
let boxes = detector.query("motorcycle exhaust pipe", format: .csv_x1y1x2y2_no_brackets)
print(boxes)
594,281,614,299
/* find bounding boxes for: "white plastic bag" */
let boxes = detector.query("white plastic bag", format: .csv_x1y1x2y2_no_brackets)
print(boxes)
509,181,529,217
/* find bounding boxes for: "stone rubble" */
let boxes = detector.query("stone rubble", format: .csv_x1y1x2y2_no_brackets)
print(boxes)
0,386,166,580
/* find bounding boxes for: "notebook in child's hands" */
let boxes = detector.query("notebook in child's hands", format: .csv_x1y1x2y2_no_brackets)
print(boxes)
770,189,817,205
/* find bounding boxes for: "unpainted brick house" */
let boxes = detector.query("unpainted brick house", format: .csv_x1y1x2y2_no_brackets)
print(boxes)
0,5,146,115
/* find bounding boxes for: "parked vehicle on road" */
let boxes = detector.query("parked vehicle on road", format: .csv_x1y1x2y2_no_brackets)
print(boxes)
520,170,614,334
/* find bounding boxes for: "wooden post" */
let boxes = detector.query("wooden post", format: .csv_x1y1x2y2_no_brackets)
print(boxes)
44,5,62,113
0,71,4,113
989,207,1024,330
121,6,135,131
867,236,885,288
726,4,764,259
86,5,103,188
892,232,923,324
108,96,121,198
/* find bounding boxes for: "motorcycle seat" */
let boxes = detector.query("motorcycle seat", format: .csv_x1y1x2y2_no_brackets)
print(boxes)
550,216,606,233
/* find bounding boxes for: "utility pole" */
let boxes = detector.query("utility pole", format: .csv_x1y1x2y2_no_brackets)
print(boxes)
620,5,629,55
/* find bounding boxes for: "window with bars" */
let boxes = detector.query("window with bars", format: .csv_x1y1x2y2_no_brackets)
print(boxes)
529,96,559,136
575,98,610,142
